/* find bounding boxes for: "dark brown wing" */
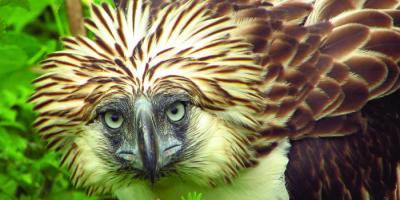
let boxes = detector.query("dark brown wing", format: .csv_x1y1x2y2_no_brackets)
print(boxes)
306,0,400,25
255,0,400,139
285,91,400,200
274,2,400,197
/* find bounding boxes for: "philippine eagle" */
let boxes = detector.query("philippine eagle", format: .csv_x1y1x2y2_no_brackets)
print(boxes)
30,0,400,199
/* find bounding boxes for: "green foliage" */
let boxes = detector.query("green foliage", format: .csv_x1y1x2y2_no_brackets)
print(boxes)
0,0,30,10
181,192,203,200
91,0,114,5
0,0,95,199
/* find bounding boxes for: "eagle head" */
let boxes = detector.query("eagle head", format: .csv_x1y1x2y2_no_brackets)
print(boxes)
30,0,267,194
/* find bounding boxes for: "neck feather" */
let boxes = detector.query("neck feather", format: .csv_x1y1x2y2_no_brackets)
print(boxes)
115,139,291,200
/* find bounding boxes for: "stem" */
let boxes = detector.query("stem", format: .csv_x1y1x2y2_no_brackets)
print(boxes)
65,0,86,36
51,4,66,36
28,46,47,65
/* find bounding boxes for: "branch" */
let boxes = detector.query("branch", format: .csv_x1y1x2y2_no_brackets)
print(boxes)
65,0,86,36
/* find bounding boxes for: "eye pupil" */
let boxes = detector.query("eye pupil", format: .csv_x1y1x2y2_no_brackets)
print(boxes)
111,114,119,121
170,107,178,115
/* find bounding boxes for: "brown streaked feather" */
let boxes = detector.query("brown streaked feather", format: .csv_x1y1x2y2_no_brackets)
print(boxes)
365,29,400,60
269,1,313,22
256,0,400,138
370,56,400,97
345,55,388,89
320,24,370,59
332,10,394,28
364,0,400,9
306,0,400,25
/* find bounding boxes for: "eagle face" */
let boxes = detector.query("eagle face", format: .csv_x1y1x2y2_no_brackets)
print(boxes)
72,85,253,191
93,92,190,182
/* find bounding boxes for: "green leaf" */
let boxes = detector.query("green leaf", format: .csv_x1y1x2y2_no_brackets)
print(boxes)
72,192,99,200
1,90,18,106
46,39,57,53
0,32,41,57
181,192,203,200
0,45,37,90
0,121,26,131
91,0,114,5
0,68,38,90
46,190,99,200
0,108,16,122
0,131,27,153
0,174,18,197
19,195,31,200
0,92,18,121
0,20,5,36
0,0,30,10
0,0,54,31
20,173,33,186
0,39,41,90
0,45,27,74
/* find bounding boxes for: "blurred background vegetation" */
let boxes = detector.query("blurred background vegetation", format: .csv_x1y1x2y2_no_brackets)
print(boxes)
0,0,113,199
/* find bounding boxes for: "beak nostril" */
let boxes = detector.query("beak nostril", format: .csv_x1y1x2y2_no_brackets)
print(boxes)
117,151,136,161
164,144,180,152
163,144,181,157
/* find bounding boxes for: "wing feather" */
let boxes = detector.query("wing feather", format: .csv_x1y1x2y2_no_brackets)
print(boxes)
246,0,400,138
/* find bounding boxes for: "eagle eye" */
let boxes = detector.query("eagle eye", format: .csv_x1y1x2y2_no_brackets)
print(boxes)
166,102,185,122
104,110,124,129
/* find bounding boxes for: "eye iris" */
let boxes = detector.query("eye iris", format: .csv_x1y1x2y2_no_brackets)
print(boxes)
104,111,123,129
166,102,185,122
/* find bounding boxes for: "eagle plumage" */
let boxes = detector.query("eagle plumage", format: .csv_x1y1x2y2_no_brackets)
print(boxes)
30,0,400,199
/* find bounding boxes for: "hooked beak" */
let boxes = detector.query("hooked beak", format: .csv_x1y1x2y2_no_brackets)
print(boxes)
136,104,158,184
115,98,183,183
